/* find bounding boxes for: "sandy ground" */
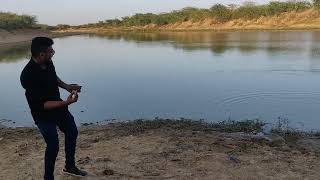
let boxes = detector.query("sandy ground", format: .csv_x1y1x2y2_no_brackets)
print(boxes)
1,120,320,180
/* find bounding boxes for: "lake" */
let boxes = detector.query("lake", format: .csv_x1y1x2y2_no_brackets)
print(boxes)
1,31,320,129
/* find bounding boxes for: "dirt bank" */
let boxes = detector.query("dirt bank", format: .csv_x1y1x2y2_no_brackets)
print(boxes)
0,29,80,51
0,119,319,180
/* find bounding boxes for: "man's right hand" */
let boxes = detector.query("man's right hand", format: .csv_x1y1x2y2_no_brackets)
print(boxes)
66,92,78,105
44,92,78,109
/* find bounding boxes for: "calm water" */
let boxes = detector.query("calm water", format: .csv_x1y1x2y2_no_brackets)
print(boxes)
1,31,320,129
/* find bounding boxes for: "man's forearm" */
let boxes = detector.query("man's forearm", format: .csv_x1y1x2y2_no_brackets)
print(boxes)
57,76,69,90
44,100,69,110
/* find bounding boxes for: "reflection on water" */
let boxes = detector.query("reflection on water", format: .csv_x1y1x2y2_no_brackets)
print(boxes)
3,31,320,63
0,43,30,63
2,31,320,129
90,31,320,57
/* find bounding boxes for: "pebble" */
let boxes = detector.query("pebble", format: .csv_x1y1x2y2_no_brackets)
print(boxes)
103,169,114,176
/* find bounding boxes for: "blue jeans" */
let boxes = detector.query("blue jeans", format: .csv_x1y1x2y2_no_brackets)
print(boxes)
37,111,78,180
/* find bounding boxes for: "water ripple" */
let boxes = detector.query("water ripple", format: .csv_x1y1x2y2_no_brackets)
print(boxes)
216,91,320,108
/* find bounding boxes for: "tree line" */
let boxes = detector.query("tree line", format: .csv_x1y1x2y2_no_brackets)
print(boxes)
77,0,320,28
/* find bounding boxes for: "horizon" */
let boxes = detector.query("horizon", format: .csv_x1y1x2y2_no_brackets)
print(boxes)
1,0,276,26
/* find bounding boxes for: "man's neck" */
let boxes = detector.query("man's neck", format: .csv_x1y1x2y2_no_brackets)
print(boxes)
32,57,47,69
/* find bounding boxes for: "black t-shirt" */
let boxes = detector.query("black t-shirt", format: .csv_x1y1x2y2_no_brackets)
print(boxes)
20,59,68,123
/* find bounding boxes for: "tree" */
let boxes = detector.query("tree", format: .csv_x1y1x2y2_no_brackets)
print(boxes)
314,0,320,8
0,12,37,29
210,4,232,22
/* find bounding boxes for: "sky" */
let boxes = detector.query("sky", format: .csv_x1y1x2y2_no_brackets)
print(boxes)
1,0,276,25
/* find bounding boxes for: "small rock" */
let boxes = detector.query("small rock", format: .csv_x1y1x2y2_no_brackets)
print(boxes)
81,122,93,126
96,157,111,162
79,142,92,149
163,174,175,178
78,156,91,165
103,169,114,176
228,155,241,163
170,158,181,162
91,138,99,143
144,172,161,176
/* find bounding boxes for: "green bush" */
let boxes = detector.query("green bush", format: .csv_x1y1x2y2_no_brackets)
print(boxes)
233,5,266,19
56,24,71,30
0,12,37,30
314,0,320,8
266,1,311,16
232,1,311,19
210,4,232,22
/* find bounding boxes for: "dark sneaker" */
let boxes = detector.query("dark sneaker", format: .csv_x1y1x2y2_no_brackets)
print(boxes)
63,167,88,177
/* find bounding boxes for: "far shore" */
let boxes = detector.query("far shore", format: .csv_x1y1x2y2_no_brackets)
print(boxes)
53,9,320,34
2,22,320,53
53,26,320,34
2,9,320,50
0,29,82,52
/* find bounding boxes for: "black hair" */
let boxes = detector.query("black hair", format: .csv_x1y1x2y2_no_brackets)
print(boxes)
31,37,54,57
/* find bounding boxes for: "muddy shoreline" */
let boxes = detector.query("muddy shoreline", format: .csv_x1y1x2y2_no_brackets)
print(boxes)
1,119,320,179
0,29,82,51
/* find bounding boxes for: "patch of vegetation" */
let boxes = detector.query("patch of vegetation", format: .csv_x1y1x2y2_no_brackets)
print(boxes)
314,0,320,9
107,118,266,136
0,12,37,30
271,117,311,137
232,1,311,19
56,24,71,30
76,0,313,29
88,116,320,139
210,4,232,22
267,116,320,147
212,119,266,133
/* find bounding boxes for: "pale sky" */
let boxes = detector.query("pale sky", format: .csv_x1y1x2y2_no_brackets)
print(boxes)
1,0,280,25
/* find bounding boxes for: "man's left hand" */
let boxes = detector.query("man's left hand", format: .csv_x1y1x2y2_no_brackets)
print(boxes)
66,84,82,93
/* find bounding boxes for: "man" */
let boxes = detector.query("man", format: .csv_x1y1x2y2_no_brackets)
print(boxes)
20,37,87,180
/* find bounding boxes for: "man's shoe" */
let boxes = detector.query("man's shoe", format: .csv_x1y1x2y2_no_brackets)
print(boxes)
63,166,88,177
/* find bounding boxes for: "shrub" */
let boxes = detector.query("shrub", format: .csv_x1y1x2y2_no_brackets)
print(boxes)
0,12,37,29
